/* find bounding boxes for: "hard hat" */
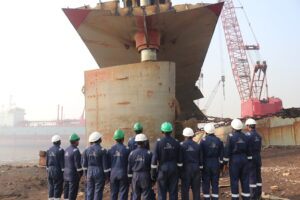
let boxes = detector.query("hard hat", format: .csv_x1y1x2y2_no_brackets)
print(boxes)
161,122,173,132
231,119,243,130
135,133,148,142
89,131,102,142
245,118,256,125
51,135,61,143
114,129,125,140
133,122,143,131
204,123,215,134
182,127,194,137
69,133,80,141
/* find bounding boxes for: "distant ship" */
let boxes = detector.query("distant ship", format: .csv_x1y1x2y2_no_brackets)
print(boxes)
0,104,86,136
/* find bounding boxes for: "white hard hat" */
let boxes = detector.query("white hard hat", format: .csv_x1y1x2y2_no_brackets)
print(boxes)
245,118,256,125
51,135,61,143
135,133,148,142
89,131,102,142
182,127,194,137
204,123,215,134
231,118,243,130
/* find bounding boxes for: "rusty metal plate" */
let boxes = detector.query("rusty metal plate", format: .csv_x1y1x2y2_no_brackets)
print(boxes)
63,2,223,120
84,61,175,147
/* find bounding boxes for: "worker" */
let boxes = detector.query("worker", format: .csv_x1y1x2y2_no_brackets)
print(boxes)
81,147,89,200
107,129,131,200
224,119,252,200
82,131,110,200
180,127,202,200
46,135,64,200
128,122,150,151
128,122,155,200
128,133,153,200
245,118,262,200
151,122,182,200
200,123,224,200
64,133,83,200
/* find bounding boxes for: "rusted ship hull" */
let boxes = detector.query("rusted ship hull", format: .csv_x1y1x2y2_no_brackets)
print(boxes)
63,2,223,120
63,2,223,143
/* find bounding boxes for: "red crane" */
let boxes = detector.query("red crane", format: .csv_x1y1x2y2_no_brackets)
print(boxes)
219,0,282,118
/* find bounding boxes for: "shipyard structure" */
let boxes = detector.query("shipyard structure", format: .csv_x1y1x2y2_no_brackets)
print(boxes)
63,0,223,146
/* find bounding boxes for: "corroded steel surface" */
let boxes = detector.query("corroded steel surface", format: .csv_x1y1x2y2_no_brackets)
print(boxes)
84,61,175,148
215,117,300,146
63,2,223,120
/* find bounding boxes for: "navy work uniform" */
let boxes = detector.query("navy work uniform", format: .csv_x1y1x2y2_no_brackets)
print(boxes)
81,148,88,200
46,144,64,200
64,145,83,200
82,143,110,200
128,146,153,200
180,138,202,200
224,131,252,200
151,135,182,200
200,134,224,200
247,130,262,200
107,143,131,200
128,134,155,200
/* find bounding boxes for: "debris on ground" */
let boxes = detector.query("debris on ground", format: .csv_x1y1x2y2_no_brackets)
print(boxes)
270,185,280,191
262,192,290,200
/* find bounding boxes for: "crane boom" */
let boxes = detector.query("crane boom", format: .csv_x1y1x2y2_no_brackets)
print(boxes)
219,0,251,103
204,80,221,112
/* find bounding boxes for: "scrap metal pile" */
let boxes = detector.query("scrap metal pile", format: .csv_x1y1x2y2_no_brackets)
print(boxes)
187,107,300,132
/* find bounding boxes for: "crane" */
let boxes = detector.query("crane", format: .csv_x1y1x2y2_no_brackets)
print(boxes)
202,75,225,114
219,0,282,118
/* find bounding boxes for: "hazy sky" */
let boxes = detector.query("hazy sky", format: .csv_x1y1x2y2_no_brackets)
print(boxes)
0,0,299,120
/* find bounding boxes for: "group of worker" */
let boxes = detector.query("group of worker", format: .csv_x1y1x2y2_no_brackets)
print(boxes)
46,118,262,200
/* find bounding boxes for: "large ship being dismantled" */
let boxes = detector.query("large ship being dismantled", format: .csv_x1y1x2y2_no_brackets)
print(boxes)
63,0,223,146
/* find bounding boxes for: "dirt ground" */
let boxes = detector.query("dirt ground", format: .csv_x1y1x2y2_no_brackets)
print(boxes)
0,147,299,200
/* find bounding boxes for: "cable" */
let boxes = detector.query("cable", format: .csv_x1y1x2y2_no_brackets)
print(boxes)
236,0,259,45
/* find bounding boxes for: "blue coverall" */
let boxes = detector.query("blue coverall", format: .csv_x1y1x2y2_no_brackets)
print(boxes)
180,138,202,200
82,143,110,200
46,144,64,200
81,148,88,200
151,135,182,200
64,145,83,200
224,131,252,200
128,134,155,199
107,143,130,200
128,146,153,200
200,134,224,200
247,130,262,200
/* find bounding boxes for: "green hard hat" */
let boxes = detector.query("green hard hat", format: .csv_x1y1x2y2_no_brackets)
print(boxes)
114,129,125,140
161,122,173,132
133,122,143,131
69,133,80,141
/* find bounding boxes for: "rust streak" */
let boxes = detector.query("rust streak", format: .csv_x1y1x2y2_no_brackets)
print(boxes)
117,101,130,105
84,39,118,48
114,77,129,80
147,90,154,97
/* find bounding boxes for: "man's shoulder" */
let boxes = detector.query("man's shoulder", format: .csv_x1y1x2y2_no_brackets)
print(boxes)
65,146,73,151
129,135,136,141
